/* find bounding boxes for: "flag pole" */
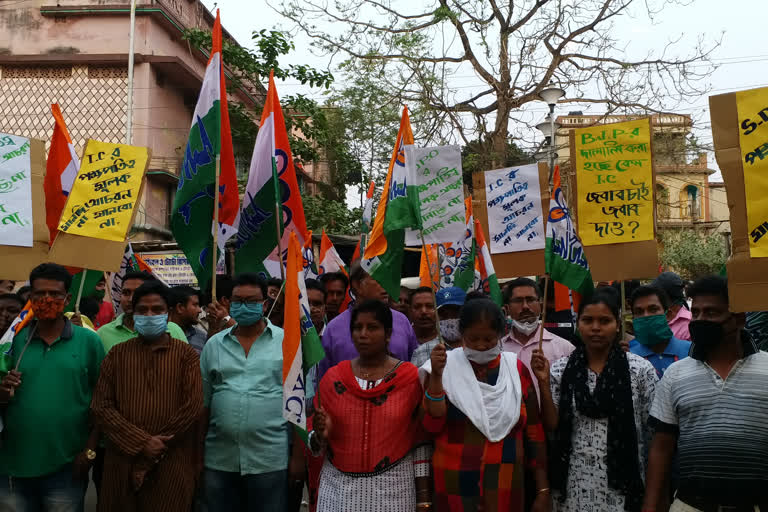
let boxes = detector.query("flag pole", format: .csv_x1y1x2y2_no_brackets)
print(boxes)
419,230,444,345
212,155,220,302
74,269,88,314
538,275,549,351
125,0,137,144
620,280,627,341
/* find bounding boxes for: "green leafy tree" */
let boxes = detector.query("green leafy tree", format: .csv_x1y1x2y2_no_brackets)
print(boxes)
302,196,362,236
462,139,534,189
660,230,727,280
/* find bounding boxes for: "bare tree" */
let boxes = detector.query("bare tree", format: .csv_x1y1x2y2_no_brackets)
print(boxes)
275,0,719,167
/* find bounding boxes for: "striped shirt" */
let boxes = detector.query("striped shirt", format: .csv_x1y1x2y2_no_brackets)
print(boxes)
650,341,768,500
91,336,203,511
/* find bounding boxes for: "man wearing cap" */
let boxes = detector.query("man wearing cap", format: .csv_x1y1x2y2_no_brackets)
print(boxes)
653,272,692,342
502,278,574,400
317,262,419,380
435,286,466,349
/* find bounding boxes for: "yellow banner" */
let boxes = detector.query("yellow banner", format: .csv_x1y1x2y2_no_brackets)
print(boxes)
575,118,655,246
57,140,148,241
736,87,768,258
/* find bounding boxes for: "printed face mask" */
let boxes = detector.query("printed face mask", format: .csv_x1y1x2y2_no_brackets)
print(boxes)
134,314,168,338
31,296,66,321
230,302,264,326
439,318,461,342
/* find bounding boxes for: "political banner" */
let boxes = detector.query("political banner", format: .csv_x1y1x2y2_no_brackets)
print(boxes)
405,145,465,246
138,251,224,287
735,87,768,257
574,118,655,246
58,140,149,242
0,133,34,247
485,164,545,254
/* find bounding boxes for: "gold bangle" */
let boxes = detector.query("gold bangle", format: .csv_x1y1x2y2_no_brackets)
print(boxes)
537,487,551,494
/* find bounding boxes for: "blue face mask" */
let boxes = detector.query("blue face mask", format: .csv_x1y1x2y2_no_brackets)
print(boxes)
230,302,264,326
134,314,168,339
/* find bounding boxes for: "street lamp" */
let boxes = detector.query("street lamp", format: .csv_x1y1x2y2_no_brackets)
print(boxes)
536,86,566,184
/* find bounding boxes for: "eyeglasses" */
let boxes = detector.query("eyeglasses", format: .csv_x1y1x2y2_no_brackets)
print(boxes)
230,298,264,305
508,296,540,306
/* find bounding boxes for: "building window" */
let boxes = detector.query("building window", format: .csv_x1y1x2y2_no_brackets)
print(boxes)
680,184,700,220
656,184,670,219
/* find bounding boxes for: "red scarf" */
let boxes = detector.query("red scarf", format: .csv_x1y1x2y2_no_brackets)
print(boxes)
317,360,423,475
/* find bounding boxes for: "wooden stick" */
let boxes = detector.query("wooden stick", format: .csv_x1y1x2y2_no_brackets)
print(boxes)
419,230,444,345
212,154,220,302
74,269,87,314
620,280,627,341
267,280,286,319
538,275,549,351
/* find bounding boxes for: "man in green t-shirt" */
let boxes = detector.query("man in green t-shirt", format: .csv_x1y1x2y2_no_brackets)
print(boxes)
0,263,105,511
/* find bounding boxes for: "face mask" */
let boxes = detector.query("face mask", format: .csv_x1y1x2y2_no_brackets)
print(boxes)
464,344,501,364
632,314,673,346
439,318,461,342
92,289,106,301
31,296,66,321
231,302,264,326
689,319,726,349
134,314,168,339
512,319,539,336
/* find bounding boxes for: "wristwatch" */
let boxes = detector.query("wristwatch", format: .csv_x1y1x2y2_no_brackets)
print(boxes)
86,449,97,461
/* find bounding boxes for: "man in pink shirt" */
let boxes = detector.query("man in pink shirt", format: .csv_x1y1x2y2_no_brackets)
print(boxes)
653,272,692,341
500,277,574,400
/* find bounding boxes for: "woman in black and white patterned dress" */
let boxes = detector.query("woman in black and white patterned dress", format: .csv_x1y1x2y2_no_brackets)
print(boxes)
531,290,657,512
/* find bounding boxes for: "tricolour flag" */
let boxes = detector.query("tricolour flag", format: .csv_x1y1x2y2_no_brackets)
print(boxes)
474,218,503,306
545,166,594,297
283,231,326,435
303,231,318,280
170,9,239,292
419,243,439,290
44,104,80,244
451,197,475,292
235,71,307,277
319,229,352,312
0,301,33,347
362,107,421,298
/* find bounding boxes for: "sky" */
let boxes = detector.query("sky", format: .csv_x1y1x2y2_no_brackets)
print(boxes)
201,0,768,199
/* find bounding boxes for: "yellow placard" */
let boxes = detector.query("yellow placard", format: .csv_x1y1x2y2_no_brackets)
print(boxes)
57,140,149,242
575,118,655,246
736,87,768,258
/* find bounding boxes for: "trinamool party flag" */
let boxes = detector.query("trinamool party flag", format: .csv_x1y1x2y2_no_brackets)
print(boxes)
362,107,421,298
361,180,375,232
235,71,307,277
545,166,594,297
303,231,318,279
44,104,79,244
474,218,503,306
171,10,239,292
319,229,352,312
283,231,325,436
451,197,476,292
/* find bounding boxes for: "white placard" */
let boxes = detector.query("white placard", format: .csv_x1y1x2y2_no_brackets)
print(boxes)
0,134,34,247
485,164,545,253
405,144,465,245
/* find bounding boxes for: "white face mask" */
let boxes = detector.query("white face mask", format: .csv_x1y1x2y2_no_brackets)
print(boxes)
439,318,461,342
464,344,502,364
512,319,539,336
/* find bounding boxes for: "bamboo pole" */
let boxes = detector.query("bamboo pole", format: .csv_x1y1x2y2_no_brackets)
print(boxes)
211,155,220,302
538,275,549,351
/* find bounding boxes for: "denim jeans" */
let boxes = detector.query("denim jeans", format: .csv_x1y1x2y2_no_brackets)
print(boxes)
203,468,287,512
0,464,87,512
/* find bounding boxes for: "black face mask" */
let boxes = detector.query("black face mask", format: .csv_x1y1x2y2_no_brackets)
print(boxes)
688,319,726,349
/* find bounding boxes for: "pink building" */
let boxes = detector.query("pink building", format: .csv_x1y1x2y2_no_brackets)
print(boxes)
0,0,262,240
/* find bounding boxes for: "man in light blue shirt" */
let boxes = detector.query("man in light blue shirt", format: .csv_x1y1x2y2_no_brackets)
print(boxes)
201,273,301,512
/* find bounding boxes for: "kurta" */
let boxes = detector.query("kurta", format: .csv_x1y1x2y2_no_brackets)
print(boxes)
91,336,203,512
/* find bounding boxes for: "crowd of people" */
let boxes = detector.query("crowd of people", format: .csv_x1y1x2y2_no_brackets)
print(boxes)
0,263,766,512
